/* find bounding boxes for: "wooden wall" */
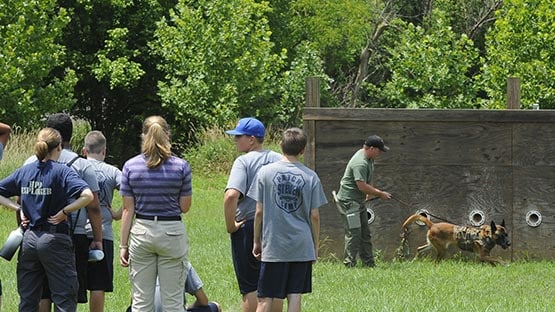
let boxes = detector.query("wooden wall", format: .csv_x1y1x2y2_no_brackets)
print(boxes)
303,108,555,261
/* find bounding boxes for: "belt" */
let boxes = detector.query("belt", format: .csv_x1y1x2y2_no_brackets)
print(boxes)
32,223,69,234
135,214,181,221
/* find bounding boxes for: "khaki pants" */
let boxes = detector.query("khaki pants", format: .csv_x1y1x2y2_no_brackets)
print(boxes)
129,219,188,312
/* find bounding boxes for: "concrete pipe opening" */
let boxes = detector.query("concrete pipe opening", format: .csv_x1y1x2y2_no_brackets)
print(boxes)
366,208,375,225
526,210,542,227
469,210,485,227
415,209,430,226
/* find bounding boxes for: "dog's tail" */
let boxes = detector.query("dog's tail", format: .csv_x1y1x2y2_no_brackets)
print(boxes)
402,213,434,230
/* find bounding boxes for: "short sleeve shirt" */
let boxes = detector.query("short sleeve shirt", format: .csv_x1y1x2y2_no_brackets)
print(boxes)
0,160,89,228
120,154,192,216
248,161,328,262
87,158,122,241
225,150,282,222
25,149,100,234
337,148,374,203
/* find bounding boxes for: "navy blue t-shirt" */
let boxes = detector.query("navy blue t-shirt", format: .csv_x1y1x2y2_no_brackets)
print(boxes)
0,160,89,228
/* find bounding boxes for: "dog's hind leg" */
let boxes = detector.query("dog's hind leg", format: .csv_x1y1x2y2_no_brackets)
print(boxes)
414,243,433,260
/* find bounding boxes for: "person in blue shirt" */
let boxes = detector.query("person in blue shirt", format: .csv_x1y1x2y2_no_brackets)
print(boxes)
0,127,93,311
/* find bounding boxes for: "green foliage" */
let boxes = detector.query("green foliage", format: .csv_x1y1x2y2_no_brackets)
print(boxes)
0,0,75,127
92,28,145,89
152,0,285,133
183,126,281,176
375,10,481,108
480,0,555,109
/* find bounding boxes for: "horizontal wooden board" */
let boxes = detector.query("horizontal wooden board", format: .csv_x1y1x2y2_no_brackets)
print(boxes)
305,108,555,260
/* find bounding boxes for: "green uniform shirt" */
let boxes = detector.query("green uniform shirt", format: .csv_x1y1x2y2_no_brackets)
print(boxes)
337,148,374,203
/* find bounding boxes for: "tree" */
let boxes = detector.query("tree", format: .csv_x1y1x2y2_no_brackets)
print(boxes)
151,0,286,132
480,0,555,109
60,0,177,166
372,10,480,108
0,0,75,128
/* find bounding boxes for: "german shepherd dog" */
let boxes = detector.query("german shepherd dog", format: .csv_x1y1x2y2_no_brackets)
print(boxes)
401,214,511,265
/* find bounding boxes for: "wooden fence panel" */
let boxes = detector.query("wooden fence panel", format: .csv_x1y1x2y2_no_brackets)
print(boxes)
304,108,555,261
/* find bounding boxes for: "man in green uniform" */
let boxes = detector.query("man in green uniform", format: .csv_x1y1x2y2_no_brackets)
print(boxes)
336,135,391,267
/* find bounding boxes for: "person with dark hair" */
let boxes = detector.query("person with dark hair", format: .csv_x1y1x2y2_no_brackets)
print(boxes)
248,127,327,312
82,130,122,312
119,115,192,311
223,117,282,312
0,127,94,311
23,113,103,310
336,135,392,268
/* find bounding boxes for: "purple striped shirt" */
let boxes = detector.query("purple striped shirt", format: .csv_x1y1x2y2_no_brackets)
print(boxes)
120,154,192,216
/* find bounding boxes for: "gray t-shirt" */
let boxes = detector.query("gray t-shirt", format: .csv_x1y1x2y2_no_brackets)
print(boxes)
25,149,100,234
85,158,121,241
248,160,328,262
225,149,281,222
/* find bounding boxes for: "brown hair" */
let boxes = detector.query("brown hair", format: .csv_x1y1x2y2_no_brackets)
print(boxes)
142,116,171,168
35,128,62,161
281,127,307,156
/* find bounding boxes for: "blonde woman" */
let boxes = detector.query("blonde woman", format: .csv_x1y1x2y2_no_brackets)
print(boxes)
119,116,192,312
0,128,93,311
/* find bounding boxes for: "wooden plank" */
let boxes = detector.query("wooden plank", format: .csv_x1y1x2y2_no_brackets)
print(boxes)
315,120,512,166
303,108,555,123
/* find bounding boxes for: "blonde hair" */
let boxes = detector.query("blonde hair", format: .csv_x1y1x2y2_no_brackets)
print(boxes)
35,128,62,161
142,116,171,168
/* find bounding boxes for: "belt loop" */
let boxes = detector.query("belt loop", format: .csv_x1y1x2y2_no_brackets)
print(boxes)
154,216,158,221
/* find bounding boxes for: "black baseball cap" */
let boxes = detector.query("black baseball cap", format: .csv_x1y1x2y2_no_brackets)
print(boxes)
364,135,389,152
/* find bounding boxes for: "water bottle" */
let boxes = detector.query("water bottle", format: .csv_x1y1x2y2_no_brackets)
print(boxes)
0,226,24,261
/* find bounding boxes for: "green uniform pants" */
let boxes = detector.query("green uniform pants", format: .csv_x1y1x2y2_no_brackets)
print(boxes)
339,200,375,267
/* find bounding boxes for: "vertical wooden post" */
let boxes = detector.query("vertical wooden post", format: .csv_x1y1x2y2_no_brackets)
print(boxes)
507,77,521,109
304,77,319,169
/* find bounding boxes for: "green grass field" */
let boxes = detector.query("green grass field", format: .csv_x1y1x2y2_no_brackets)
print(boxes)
1,130,555,311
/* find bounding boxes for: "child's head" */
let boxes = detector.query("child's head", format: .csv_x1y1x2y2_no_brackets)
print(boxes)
280,127,307,156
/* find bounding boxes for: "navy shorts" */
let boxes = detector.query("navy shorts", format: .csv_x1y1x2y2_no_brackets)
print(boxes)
42,234,89,303
257,261,312,299
230,219,260,294
87,239,114,292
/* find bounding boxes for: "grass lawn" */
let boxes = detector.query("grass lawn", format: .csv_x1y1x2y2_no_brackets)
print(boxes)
1,131,555,311
2,172,555,311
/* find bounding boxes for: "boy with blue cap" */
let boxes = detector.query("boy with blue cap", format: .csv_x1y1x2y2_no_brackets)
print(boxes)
223,117,282,312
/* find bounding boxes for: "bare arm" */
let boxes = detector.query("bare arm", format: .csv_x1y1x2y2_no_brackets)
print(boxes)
311,208,320,260
48,189,94,224
86,192,103,250
0,195,20,211
252,201,263,260
0,122,11,146
224,189,244,233
119,195,135,267
180,195,191,214
355,180,391,200
190,288,210,307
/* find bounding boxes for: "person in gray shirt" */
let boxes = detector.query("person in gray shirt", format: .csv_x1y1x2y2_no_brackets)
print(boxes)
249,127,327,312
223,117,282,312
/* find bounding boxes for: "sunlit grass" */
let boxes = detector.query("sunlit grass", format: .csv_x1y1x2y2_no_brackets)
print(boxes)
2,130,555,311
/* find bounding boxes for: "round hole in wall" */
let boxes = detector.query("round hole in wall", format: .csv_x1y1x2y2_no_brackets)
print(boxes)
526,210,542,227
469,210,485,227
367,208,375,224
415,209,430,226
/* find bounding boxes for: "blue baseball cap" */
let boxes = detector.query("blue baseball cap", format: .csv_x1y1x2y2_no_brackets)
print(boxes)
226,117,266,138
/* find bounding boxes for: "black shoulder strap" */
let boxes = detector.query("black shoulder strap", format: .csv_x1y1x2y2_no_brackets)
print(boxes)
66,155,82,235
66,155,81,168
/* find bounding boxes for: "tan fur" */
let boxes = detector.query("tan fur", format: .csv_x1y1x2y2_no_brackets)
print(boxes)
401,214,510,266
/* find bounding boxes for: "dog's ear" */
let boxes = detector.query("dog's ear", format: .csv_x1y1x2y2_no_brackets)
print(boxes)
491,220,497,233
501,219,505,227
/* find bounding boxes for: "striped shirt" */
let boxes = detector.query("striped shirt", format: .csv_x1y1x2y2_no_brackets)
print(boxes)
120,154,192,216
